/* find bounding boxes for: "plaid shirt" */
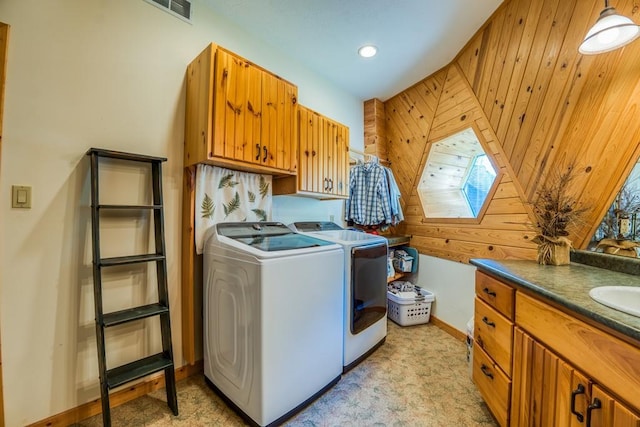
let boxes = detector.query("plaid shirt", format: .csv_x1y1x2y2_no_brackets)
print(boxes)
345,162,392,226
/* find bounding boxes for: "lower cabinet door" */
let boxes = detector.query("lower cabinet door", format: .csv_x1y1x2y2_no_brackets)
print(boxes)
473,341,511,427
589,385,640,427
511,327,590,427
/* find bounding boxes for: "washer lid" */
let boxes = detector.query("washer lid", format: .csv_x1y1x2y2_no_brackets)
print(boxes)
291,221,344,232
217,222,335,252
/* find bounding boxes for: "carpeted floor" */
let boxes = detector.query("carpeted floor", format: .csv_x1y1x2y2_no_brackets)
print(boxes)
75,321,497,426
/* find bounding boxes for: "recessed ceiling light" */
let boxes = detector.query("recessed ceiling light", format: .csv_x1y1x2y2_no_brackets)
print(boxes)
358,45,377,58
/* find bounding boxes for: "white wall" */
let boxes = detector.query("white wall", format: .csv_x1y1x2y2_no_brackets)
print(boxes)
414,254,477,333
0,1,362,425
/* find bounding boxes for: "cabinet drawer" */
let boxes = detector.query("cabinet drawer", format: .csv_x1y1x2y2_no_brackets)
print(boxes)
473,342,511,427
516,292,640,411
476,271,514,320
474,297,513,377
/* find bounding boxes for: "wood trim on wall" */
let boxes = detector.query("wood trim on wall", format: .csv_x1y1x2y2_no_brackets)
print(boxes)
26,362,203,427
181,166,197,364
0,21,10,427
429,316,467,343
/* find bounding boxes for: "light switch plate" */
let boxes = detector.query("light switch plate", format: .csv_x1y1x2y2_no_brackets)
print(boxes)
12,185,31,209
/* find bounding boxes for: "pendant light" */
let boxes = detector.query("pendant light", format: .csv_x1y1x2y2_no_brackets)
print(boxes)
579,0,640,54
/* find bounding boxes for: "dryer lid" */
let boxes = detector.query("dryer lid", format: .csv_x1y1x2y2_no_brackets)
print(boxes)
217,222,335,252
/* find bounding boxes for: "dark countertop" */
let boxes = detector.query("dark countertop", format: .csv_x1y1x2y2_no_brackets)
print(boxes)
470,258,640,344
384,235,411,247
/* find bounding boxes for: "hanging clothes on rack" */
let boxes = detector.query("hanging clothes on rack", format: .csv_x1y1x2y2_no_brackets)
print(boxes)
345,156,393,226
383,165,404,226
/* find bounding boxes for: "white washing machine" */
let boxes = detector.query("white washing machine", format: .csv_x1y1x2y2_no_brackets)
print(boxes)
290,222,388,372
203,222,344,427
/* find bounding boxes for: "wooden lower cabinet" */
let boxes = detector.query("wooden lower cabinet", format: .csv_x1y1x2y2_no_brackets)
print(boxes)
511,328,640,427
473,271,640,427
511,328,589,427
473,342,511,426
590,385,640,427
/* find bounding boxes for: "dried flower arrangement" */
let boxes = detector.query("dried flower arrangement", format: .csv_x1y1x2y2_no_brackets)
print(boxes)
593,182,640,258
531,165,587,265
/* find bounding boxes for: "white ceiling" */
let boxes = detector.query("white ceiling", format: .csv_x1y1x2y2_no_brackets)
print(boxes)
200,0,504,101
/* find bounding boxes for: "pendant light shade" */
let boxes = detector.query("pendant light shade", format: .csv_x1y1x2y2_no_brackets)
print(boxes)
579,1,640,54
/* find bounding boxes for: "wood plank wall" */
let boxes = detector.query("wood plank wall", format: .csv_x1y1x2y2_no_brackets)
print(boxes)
370,0,640,263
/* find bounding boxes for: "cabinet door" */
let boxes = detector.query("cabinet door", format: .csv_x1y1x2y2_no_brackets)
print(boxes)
322,119,335,195
298,107,322,193
511,328,590,427
294,106,349,197
214,49,262,164
589,385,640,427
261,73,297,171
323,120,350,197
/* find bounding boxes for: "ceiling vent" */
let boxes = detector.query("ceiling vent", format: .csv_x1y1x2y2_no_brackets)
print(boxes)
145,0,192,23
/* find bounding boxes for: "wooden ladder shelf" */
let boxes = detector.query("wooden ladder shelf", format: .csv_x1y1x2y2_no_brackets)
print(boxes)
87,148,178,426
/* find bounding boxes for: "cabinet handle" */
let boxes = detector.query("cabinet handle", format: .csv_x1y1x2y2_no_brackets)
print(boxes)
483,287,497,297
570,384,586,423
263,146,268,162
480,364,494,380
482,316,496,328
323,178,328,191
329,178,333,192
255,144,261,161
586,398,602,427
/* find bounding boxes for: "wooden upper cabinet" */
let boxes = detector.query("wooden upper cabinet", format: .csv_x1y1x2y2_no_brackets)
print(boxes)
273,105,349,199
261,72,298,172
184,43,298,175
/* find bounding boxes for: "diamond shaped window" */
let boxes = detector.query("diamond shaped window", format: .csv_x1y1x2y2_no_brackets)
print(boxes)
417,127,499,220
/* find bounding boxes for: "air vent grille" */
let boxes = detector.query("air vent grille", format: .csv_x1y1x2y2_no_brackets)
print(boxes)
145,0,192,23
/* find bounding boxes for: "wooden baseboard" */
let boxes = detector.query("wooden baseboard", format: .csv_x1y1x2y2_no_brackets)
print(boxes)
430,315,467,342
28,361,203,427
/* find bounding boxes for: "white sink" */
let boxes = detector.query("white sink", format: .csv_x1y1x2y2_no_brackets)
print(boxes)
589,286,640,318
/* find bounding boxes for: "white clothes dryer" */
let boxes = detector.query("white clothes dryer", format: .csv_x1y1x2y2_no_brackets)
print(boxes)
290,222,388,372
203,222,344,427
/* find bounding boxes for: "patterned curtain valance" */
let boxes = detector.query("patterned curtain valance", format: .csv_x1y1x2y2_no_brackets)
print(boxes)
195,164,272,254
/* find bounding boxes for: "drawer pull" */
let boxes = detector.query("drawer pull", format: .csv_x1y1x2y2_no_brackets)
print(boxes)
570,384,586,422
483,287,497,297
586,398,602,427
255,144,261,161
480,364,494,380
482,316,496,328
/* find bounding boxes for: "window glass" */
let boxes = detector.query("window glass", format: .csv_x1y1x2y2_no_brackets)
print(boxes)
463,155,497,217
417,127,498,219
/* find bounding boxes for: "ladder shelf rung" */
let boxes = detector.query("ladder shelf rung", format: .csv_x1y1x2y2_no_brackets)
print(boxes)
97,204,163,210
102,303,169,327
87,148,167,163
99,254,165,267
106,353,173,389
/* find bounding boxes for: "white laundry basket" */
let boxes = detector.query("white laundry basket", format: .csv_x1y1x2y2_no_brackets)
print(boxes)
387,288,435,326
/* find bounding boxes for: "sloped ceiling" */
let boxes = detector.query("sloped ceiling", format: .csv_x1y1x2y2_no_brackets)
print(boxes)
200,0,503,100
371,0,640,262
